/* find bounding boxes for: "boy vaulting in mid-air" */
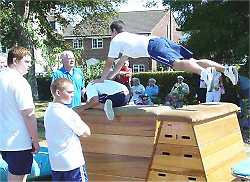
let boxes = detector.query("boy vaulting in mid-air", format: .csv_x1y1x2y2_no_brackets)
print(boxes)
95,20,238,91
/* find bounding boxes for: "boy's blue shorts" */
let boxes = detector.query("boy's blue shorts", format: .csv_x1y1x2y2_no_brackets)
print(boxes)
52,165,88,182
1,149,33,175
147,37,193,67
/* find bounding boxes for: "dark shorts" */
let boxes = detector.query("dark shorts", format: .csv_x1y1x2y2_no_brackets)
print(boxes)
99,92,130,107
147,37,193,67
52,165,88,182
1,149,33,175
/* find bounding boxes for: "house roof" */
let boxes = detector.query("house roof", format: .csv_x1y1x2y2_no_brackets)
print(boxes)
63,9,168,37
116,10,167,34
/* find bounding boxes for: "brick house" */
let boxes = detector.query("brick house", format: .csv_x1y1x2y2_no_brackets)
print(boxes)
63,10,182,72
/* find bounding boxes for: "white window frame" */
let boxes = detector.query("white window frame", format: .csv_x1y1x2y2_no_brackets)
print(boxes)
92,38,103,49
133,64,145,73
73,39,83,49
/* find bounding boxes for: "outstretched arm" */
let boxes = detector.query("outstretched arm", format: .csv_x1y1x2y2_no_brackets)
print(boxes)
107,55,128,79
92,58,114,83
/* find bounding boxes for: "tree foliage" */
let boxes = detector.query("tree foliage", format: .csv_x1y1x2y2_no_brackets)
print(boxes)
163,0,249,64
0,0,125,99
0,0,125,49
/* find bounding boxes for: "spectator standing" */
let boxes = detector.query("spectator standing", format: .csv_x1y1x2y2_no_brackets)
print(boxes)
206,71,225,102
52,50,85,108
44,78,91,181
131,77,145,105
145,78,159,103
0,46,40,182
197,78,207,103
115,60,132,92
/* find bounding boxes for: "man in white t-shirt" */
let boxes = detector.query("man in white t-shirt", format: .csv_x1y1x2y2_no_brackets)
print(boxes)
0,46,40,182
79,80,130,120
206,71,224,102
94,20,238,91
44,78,91,181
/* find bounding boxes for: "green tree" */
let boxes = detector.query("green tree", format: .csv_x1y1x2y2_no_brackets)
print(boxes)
163,0,249,64
0,0,125,99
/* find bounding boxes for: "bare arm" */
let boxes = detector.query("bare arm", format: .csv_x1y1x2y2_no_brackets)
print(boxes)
21,108,40,153
79,122,91,138
107,56,128,79
79,96,101,111
99,58,114,81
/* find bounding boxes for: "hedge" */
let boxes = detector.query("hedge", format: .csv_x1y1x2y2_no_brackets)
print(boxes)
36,75,52,101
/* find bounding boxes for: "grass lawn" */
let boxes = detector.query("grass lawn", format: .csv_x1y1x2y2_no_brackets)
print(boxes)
35,101,48,141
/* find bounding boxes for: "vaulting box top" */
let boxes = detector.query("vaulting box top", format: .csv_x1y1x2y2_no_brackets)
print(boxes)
75,102,239,123
156,102,239,123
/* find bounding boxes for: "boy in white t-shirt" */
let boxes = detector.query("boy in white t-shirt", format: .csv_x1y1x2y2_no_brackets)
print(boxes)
0,46,40,182
44,78,91,181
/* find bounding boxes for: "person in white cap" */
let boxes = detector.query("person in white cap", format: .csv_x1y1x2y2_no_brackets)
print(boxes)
166,75,190,108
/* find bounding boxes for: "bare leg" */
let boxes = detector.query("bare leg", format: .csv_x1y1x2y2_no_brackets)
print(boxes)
9,173,27,182
173,59,204,75
173,58,225,75
194,59,225,72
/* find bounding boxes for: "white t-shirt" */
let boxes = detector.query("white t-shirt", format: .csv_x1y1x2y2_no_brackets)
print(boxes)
209,71,222,92
108,32,152,58
44,102,89,171
85,80,129,102
0,68,34,151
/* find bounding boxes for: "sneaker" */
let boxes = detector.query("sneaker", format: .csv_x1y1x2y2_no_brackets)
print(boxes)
104,99,114,120
200,67,215,91
224,66,238,85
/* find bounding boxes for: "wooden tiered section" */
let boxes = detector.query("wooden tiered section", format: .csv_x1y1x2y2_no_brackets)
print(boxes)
76,103,247,182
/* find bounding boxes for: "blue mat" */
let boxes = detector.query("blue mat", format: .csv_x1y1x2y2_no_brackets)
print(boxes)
0,147,51,181
231,158,250,179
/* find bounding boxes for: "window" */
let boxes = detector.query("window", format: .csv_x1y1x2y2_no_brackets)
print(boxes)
92,38,103,49
133,64,145,73
73,39,83,49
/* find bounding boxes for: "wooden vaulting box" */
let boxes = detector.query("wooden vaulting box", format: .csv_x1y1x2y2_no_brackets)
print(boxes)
76,103,247,182
76,106,166,181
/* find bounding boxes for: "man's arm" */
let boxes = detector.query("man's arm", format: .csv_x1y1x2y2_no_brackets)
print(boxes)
21,108,40,153
107,55,128,79
96,58,114,82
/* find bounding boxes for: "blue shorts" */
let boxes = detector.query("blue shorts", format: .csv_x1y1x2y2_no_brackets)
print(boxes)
99,92,130,107
52,165,88,182
1,149,33,175
147,37,193,67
